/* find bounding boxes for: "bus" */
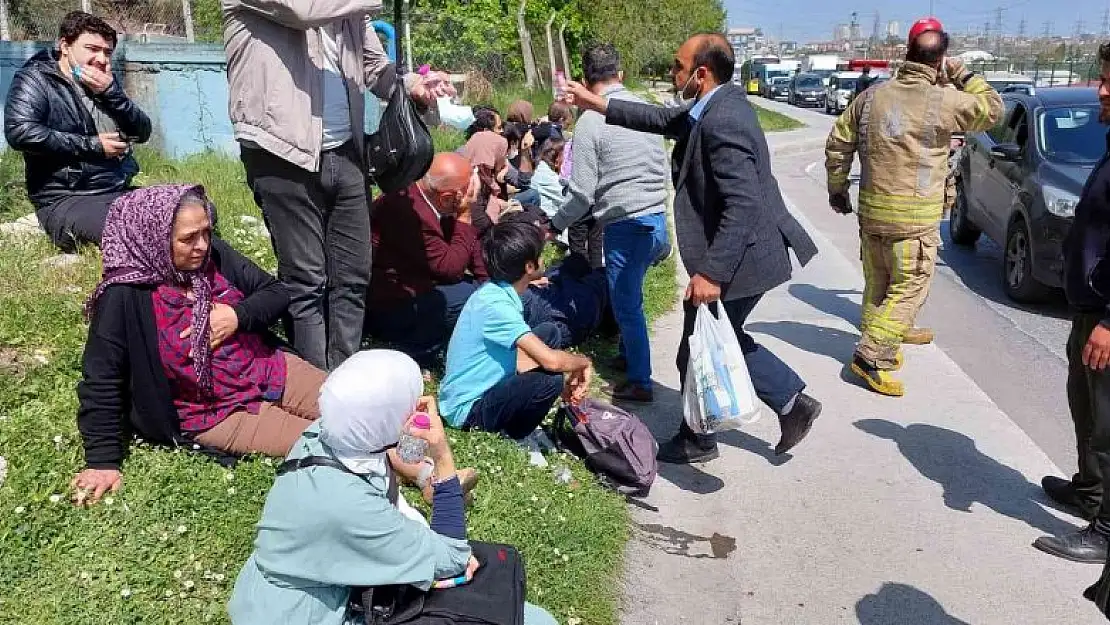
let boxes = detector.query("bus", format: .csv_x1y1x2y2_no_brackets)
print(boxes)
741,55,781,94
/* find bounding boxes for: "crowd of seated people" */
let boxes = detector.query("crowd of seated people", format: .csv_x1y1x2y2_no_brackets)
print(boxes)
20,13,636,624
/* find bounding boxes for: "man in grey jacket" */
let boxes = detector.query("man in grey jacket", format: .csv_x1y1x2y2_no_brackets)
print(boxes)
222,0,448,370
547,43,670,403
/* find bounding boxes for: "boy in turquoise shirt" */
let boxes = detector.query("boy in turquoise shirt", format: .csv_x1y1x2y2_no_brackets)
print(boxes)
439,222,593,439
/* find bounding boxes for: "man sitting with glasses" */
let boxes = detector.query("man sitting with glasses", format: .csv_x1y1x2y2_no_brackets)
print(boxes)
366,153,488,369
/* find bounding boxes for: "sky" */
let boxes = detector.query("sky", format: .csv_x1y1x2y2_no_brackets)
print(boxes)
725,0,1110,44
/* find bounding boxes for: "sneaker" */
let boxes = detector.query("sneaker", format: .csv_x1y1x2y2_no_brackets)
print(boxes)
609,381,654,403
656,431,719,464
894,350,904,371
515,433,549,467
850,355,905,397
902,327,934,345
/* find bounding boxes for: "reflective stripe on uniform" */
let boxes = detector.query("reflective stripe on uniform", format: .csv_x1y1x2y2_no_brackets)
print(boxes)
858,190,944,225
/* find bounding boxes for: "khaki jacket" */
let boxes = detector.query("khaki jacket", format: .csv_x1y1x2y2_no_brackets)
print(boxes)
222,0,397,172
825,62,1003,235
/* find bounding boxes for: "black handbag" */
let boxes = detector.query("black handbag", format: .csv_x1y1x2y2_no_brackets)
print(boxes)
366,77,435,194
276,456,525,625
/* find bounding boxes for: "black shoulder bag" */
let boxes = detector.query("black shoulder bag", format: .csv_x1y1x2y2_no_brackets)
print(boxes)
276,456,526,625
366,76,435,194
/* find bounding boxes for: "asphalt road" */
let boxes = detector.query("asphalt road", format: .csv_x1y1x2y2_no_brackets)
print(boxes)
753,95,1076,474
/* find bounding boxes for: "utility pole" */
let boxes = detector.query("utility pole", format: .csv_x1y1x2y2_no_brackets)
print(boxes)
1017,17,1026,39
1076,19,1085,39
0,0,9,41
182,0,195,43
1044,21,1053,37
999,5,1007,56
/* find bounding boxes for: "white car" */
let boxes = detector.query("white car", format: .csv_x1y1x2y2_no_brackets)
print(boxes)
825,71,861,115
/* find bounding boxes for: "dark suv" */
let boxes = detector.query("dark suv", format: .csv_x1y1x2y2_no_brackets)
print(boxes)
788,73,825,107
951,88,1107,302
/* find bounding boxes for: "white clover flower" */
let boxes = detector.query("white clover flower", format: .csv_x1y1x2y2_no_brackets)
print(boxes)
562,554,569,562
194,562,202,572
120,588,131,598
516,482,524,488
176,525,187,534
48,494,63,504
53,435,64,449
174,570,183,579
214,573,225,582
567,493,574,499
224,472,234,481
159,533,169,542
227,487,236,495
183,580,195,590
262,457,273,466
0,456,7,487
191,444,200,450
164,590,174,598
568,618,582,625
79,571,90,580
558,515,566,523
530,495,538,502
103,496,114,506
13,506,24,514
553,547,560,555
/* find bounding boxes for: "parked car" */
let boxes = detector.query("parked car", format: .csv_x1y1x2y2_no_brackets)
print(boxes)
788,73,826,107
983,71,1035,95
1002,83,1036,96
951,88,1107,302
825,71,860,115
765,76,791,100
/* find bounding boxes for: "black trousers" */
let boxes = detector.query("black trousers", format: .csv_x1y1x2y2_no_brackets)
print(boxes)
36,189,131,253
365,281,479,369
1066,312,1110,520
241,142,371,371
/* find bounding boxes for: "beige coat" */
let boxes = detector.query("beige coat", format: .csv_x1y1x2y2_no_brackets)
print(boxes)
825,62,1003,235
222,0,397,171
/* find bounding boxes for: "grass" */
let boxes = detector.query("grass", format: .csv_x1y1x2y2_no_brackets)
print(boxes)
754,104,805,132
0,141,678,625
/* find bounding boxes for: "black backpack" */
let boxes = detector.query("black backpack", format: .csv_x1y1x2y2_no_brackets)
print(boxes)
366,79,435,194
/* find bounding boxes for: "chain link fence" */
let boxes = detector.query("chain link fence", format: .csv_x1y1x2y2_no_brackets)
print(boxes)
1,0,198,43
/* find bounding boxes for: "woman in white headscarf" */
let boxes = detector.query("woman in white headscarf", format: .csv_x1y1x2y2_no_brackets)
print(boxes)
228,350,557,625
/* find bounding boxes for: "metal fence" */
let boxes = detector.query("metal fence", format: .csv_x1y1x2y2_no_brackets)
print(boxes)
966,60,1101,88
0,0,199,43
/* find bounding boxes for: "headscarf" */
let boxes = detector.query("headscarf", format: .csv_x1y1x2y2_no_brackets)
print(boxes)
506,99,534,125
318,350,424,476
85,184,217,393
459,131,508,171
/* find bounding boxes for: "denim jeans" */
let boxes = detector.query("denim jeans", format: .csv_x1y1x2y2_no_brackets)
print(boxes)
365,281,479,368
676,295,806,442
604,212,669,387
464,322,564,439
241,141,370,371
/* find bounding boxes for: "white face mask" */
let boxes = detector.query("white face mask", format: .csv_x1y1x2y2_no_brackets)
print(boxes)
673,72,699,106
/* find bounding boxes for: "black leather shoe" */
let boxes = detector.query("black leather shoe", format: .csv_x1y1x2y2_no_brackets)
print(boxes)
1033,525,1110,564
775,393,822,456
657,431,719,464
1043,475,1099,521
609,382,654,403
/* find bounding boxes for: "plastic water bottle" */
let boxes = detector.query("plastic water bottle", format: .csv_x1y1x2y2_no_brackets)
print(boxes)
397,413,431,464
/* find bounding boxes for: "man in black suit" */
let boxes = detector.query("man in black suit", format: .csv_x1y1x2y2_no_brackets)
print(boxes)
564,33,822,464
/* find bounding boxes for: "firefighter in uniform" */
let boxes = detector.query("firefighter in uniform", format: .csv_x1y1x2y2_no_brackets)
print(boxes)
824,17,1003,397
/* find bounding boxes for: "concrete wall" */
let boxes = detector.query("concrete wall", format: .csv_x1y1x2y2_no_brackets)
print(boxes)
0,39,389,159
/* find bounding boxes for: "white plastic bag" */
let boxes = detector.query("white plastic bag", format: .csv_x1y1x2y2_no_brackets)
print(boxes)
682,303,761,434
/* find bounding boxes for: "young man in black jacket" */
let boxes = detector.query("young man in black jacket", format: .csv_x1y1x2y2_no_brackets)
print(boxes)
3,11,151,252
1034,44,1110,565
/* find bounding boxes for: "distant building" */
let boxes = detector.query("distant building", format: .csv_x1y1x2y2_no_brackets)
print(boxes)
886,21,901,39
727,26,766,61
834,23,851,41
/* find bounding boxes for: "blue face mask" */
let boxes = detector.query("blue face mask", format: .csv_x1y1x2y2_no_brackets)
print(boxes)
71,65,83,82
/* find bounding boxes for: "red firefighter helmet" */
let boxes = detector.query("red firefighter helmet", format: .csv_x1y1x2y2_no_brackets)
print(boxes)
908,17,944,44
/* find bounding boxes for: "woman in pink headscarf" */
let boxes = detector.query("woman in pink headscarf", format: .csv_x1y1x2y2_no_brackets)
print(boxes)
71,184,327,506
458,130,510,235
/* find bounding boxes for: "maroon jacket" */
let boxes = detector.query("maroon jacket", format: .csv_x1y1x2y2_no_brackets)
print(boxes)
370,184,488,308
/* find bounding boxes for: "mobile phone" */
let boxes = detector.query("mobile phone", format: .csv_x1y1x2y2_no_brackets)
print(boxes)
555,70,567,99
